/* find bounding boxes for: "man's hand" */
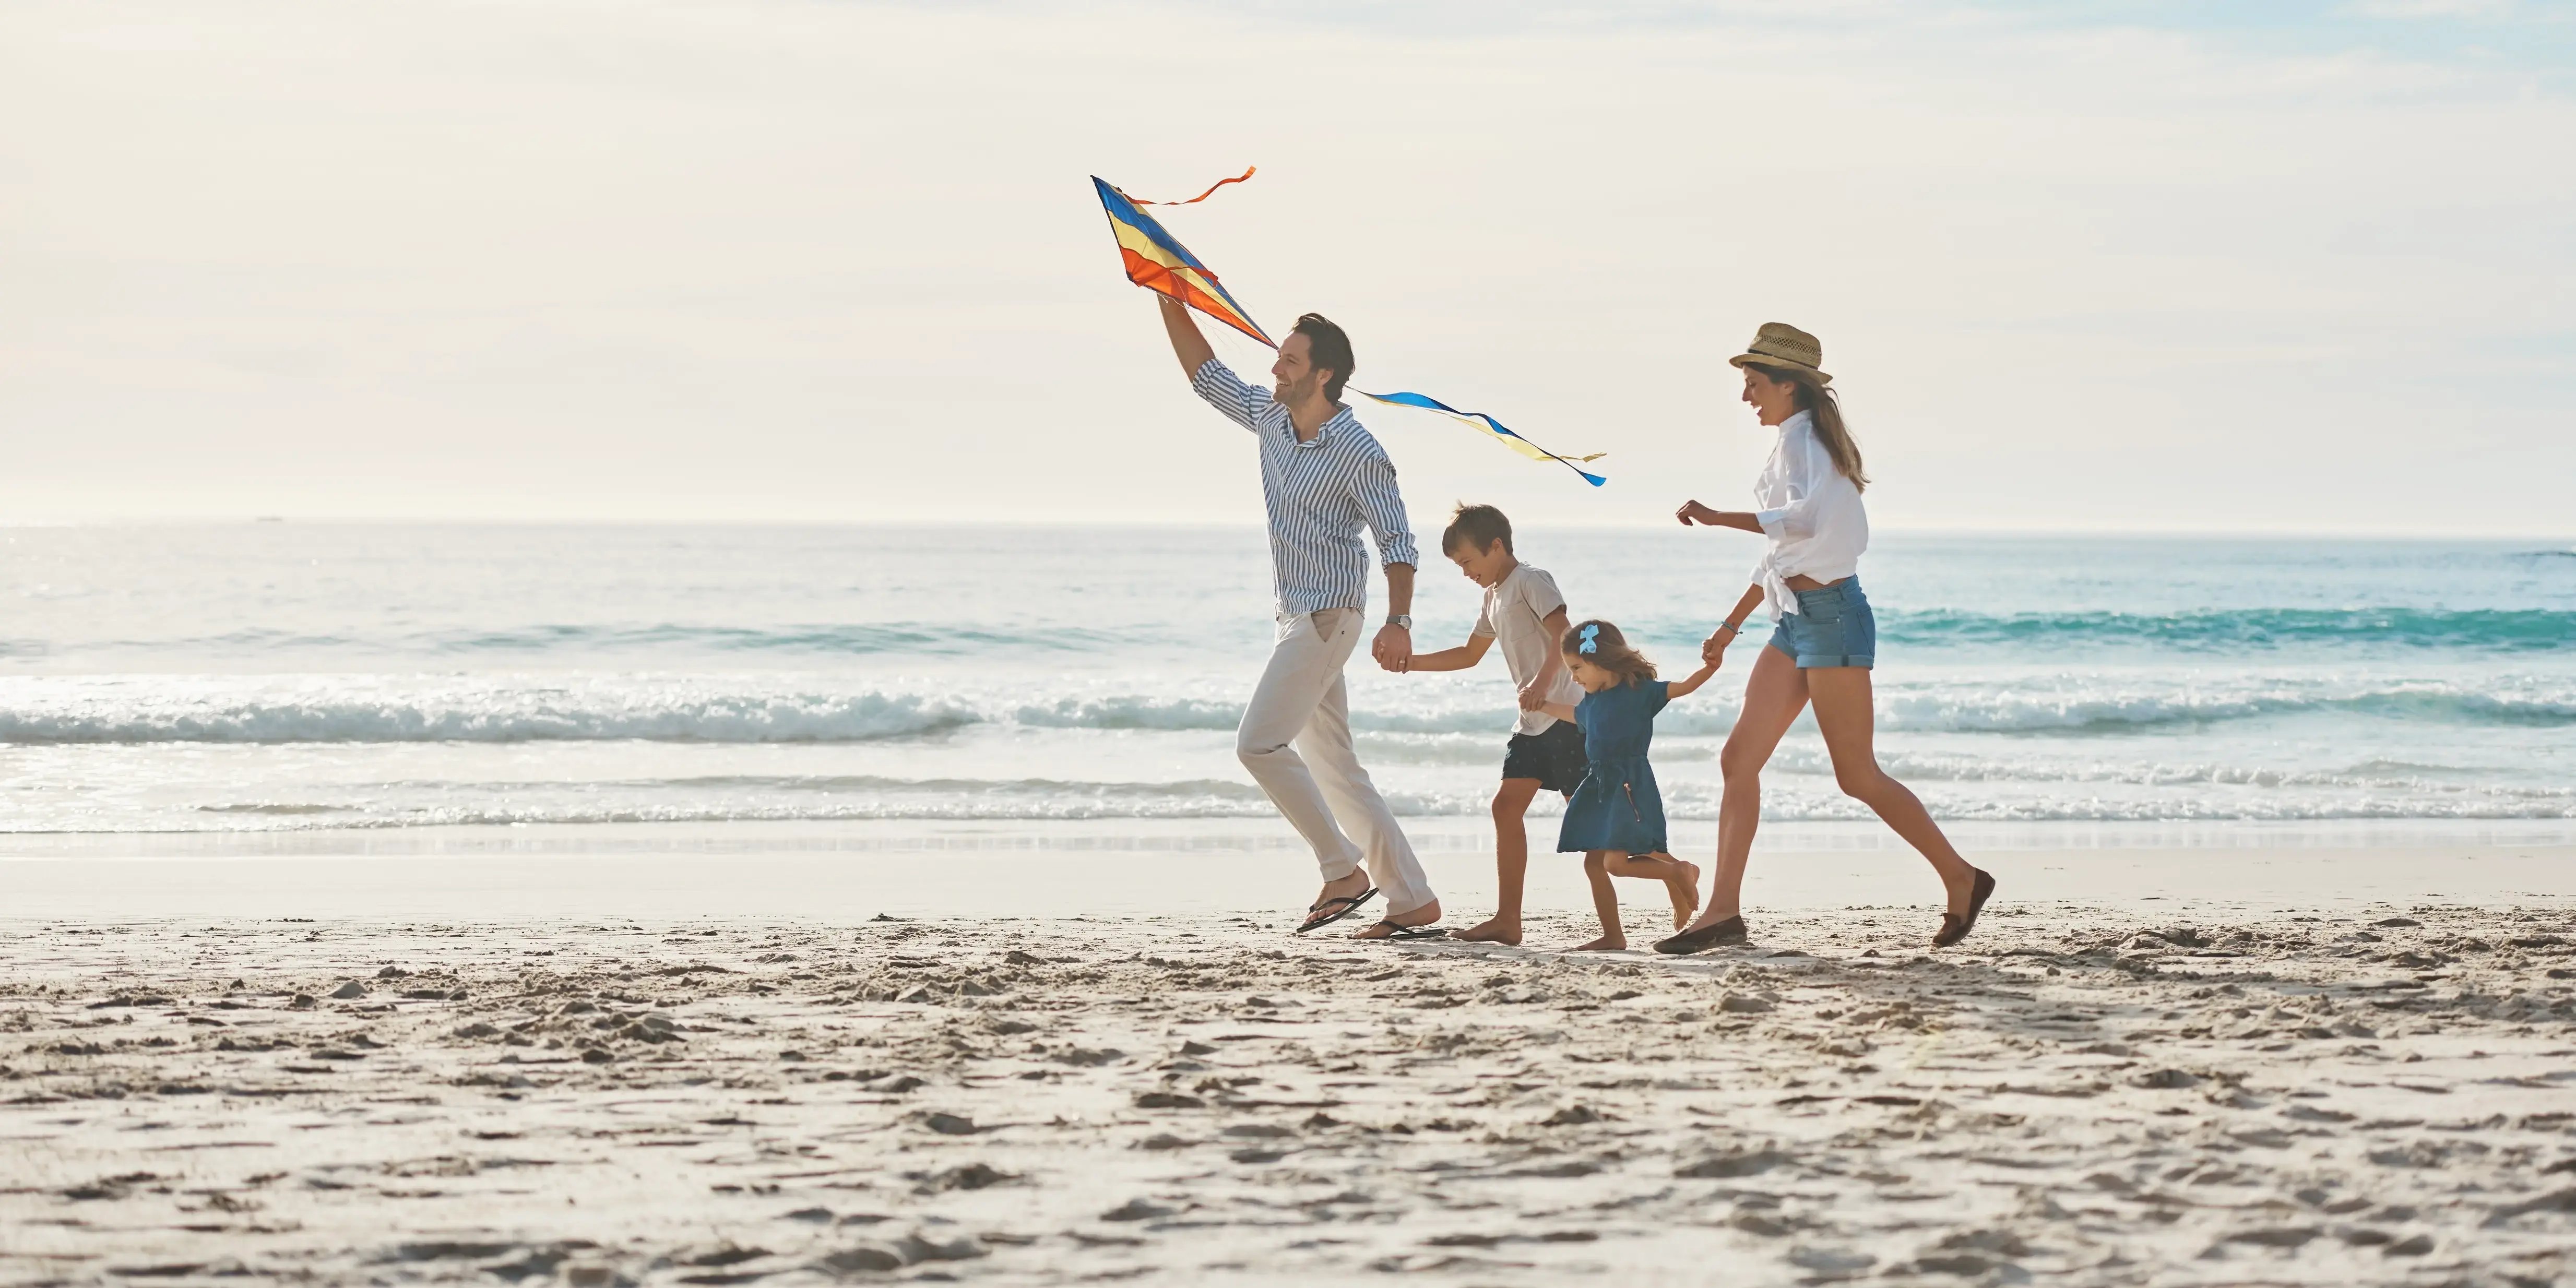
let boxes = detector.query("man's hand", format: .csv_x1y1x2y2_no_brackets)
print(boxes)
1676,500,1722,526
1372,624,1412,673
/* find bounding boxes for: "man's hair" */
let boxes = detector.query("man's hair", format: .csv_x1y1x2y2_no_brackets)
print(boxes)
1292,313,1355,402
1441,503,1513,557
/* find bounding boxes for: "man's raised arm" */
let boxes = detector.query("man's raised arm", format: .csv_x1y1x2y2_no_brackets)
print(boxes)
1164,295,1267,431
1159,295,1215,379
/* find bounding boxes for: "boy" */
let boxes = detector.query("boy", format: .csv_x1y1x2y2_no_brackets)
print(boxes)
1404,504,1587,945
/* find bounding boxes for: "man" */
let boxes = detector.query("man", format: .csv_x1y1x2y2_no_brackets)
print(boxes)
1155,294,1442,939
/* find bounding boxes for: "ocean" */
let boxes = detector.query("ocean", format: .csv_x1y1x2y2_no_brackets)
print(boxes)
2,524,2571,844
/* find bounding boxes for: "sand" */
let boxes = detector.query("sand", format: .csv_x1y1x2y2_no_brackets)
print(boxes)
6,892,2575,1285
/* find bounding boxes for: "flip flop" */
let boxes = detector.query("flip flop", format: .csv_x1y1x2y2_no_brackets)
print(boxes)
1295,887,1378,935
1360,920,1447,941
1932,868,1997,948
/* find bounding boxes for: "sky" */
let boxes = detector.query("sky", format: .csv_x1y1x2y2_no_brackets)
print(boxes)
3,0,2571,533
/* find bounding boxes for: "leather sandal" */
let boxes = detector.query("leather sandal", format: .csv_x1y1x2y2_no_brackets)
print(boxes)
1654,915,1748,955
1932,868,1996,947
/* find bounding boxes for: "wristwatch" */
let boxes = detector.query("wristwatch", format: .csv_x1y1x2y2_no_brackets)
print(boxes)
1385,614,1412,629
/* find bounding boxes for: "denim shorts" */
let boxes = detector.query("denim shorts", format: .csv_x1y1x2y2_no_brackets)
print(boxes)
1765,578,1875,669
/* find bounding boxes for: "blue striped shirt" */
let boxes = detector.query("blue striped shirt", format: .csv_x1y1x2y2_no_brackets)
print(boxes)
1192,359,1419,615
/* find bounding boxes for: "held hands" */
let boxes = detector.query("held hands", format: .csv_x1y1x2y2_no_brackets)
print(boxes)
1701,623,1740,665
1517,681,1546,712
1372,624,1412,673
1675,500,1723,527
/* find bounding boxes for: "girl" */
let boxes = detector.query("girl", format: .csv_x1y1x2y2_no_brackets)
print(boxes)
1664,322,1994,954
1533,619,1713,952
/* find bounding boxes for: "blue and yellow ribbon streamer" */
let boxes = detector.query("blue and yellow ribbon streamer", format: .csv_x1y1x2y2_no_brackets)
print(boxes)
1356,391,1608,488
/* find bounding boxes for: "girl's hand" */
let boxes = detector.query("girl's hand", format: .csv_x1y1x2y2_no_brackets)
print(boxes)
1701,622,1739,663
1665,658,1725,700
1517,683,1546,711
1675,500,1718,526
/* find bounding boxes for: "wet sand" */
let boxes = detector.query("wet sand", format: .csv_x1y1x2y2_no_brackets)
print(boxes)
6,897,2574,1285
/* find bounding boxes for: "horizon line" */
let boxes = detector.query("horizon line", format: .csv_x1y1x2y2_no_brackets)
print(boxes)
4,517,2573,543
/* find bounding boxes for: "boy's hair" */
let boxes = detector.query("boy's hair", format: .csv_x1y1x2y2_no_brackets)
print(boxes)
1291,313,1355,402
1440,503,1514,557
1561,618,1657,686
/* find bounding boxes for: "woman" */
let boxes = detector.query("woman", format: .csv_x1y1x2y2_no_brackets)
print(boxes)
1656,323,1993,953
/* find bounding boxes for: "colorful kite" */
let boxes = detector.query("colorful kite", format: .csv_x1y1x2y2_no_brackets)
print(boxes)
1094,175,1272,347
1093,173,1606,487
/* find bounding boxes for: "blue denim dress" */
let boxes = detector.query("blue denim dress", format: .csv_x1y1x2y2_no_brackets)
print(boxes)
1556,679,1670,855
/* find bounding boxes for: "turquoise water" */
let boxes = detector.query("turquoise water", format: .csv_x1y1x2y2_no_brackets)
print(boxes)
0,524,2569,833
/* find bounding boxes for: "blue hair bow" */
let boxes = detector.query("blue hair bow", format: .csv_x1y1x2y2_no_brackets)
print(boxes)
1577,623,1600,654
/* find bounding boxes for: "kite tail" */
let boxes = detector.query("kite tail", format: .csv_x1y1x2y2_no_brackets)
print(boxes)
1118,167,1257,206
1356,391,1609,487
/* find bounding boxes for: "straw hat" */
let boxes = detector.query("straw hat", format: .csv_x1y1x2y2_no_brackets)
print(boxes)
1727,322,1831,385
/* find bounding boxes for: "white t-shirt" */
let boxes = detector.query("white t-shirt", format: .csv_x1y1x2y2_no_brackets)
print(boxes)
1473,563,1584,736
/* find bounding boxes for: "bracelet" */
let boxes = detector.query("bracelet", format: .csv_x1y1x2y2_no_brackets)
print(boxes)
1717,622,1742,636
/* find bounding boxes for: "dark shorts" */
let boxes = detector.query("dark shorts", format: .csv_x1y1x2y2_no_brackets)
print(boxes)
1502,719,1589,795
1765,577,1876,669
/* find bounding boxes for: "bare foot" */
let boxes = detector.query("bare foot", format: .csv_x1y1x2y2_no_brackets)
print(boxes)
1352,897,1442,940
1453,916,1522,946
1568,935,1626,952
1665,860,1701,929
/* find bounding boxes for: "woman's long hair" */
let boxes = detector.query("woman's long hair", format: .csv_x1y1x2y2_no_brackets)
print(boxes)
1749,363,1867,491
1560,619,1657,687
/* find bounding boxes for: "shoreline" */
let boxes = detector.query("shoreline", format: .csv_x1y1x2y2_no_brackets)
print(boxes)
1,820,2571,922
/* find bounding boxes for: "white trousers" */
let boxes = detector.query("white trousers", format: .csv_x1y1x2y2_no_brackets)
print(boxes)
1236,608,1435,914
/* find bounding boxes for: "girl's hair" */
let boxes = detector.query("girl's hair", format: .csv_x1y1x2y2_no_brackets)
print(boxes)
1560,618,1657,686
1747,363,1867,491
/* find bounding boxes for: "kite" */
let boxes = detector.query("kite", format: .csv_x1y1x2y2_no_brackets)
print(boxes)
1093,173,1606,487
1094,175,1272,347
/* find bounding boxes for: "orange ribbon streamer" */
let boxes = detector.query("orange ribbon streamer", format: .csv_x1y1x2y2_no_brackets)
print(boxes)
1121,166,1257,206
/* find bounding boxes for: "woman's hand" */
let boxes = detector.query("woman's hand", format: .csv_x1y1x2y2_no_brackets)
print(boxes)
1701,623,1739,664
1675,500,1722,527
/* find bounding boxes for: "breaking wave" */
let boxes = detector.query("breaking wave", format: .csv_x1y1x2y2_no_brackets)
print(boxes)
4,674,2572,745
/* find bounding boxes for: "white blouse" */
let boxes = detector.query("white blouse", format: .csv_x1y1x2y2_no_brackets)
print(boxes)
1748,409,1868,617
